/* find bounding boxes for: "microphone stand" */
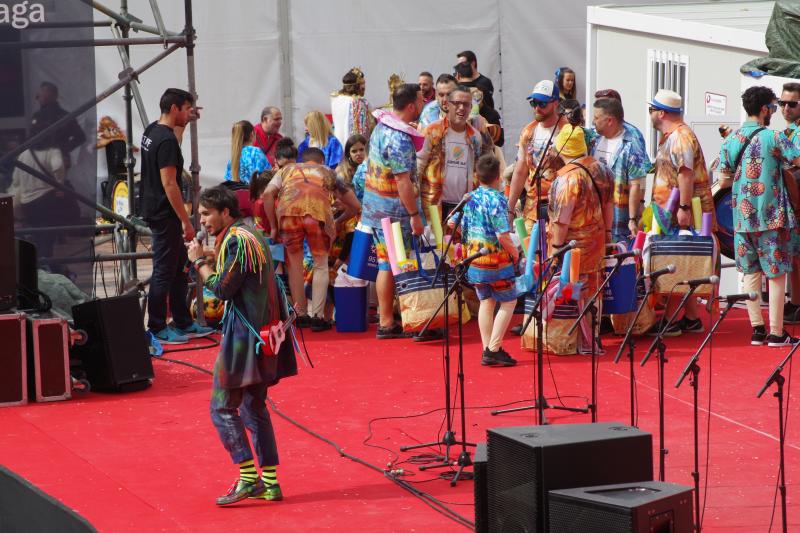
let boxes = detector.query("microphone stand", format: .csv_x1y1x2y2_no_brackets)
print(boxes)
400,211,475,486
640,283,700,481
756,338,800,533
492,250,588,421
567,258,626,422
675,297,734,533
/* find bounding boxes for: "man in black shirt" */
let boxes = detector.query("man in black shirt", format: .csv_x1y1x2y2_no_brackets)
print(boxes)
455,50,496,111
140,88,212,344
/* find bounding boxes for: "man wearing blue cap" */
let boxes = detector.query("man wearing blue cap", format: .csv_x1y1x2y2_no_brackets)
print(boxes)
508,79,569,230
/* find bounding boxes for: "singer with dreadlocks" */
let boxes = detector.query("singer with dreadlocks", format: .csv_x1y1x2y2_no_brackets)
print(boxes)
188,186,298,506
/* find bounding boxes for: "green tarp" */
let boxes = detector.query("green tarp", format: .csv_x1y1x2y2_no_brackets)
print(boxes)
741,0,800,77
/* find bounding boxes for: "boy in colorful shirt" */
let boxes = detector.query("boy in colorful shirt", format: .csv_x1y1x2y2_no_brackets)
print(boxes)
462,154,520,366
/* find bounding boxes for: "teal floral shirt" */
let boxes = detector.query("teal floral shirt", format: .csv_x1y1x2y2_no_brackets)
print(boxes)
718,121,800,233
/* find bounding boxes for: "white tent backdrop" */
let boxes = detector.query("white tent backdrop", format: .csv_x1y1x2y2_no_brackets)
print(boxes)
92,0,664,187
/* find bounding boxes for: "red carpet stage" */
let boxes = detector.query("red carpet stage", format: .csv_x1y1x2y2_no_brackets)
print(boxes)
1,307,798,531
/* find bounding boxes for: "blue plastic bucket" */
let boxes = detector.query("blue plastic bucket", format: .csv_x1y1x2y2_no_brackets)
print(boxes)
603,262,637,314
348,225,378,281
334,286,368,332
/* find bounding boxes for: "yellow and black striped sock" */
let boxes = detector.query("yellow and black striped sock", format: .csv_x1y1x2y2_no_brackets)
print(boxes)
261,465,278,487
239,459,258,484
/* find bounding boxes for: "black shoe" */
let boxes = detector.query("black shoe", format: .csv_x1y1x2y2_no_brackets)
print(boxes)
646,319,682,337
678,317,704,333
310,317,332,332
295,315,312,328
766,331,800,348
481,347,517,367
751,325,767,346
412,328,443,342
376,323,405,339
216,478,265,506
481,347,498,366
784,303,800,325
599,316,615,335
510,324,523,336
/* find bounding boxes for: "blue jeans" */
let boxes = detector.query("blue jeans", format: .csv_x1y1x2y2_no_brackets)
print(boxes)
210,377,279,466
147,216,192,331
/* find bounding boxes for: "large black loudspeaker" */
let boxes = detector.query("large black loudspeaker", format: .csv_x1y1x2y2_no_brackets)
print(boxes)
474,442,488,533
487,423,653,533
0,194,17,311
548,481,693,533
71,294,153,391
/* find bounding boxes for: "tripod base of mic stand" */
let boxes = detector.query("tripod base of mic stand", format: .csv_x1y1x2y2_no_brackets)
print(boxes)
449,450,474,486
491,398,588,418
400,430,475,467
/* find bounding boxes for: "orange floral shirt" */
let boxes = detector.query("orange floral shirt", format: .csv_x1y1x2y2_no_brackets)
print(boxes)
652,123,714,221
548,156,613,276
517,116,569,222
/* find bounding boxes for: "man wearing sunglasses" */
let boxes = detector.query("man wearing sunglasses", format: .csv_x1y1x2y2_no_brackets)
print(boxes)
508,79,569,230
718,86,800,347
779,82,800,324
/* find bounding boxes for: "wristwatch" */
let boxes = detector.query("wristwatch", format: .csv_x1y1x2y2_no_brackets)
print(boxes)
678,204,691,211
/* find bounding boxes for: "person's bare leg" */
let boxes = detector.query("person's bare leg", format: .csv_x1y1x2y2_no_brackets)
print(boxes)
769,274,787,336
477,297,495,350
286,250,307,316
376,269,395,328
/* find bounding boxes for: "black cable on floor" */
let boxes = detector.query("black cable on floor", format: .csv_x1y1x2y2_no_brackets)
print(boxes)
151,353,474,530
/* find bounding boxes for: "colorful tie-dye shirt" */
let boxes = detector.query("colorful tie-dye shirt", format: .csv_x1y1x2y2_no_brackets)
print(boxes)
589,124,651,242
360,122,420,232
462,186,514,284
651,123,714,228
352,161,367,203
224,145,271,183
516,116,569,223
718,121,800,233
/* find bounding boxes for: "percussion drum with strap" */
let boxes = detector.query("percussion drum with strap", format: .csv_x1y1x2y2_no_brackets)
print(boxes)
711,179,734,260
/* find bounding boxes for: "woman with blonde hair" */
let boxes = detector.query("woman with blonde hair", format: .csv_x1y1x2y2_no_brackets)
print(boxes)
298,111,343,168
225,120,270,183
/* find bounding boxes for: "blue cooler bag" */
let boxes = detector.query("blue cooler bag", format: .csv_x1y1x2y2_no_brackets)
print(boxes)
348,223,378,281
603,257,638,315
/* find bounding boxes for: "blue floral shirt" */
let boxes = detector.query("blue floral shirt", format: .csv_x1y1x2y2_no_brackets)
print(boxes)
589,123,651,242
352,161,367,203
224,145,271,183
718,121,800,233
418,100,443,130
462,186,514,283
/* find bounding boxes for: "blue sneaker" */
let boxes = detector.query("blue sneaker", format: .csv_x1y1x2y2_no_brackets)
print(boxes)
174,321,215,339
152,326,189,345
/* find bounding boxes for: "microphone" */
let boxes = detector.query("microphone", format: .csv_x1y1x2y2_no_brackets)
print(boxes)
183,229,207,274
444,193,472,222
642,264,676,281
721,292,758,304
604,249,641,261
460,247,490,267
549,240,578,260
676,275,720,287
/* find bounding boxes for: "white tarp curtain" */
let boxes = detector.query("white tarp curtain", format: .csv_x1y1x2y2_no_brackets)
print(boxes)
92,0,654,186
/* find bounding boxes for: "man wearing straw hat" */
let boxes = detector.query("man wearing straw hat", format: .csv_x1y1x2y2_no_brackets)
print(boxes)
647,89,714,337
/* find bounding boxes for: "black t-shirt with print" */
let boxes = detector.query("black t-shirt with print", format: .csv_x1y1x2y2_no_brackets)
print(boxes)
461,74,496,110
139,122,184,222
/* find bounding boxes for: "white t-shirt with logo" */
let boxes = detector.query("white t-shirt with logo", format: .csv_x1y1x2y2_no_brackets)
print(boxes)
442,128,471,204
517,123,555,168
593,130,624,167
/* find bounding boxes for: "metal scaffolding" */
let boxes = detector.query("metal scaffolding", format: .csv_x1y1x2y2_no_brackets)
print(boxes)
0,0,201,302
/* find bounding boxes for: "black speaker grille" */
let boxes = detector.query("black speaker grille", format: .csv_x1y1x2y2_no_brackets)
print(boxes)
548,500,632,532
474,443,488,533
37,321,68,398
0,314,25,405
0,195,17,311
487,430,540,533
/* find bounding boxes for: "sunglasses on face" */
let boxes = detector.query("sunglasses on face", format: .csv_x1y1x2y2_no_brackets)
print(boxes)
778,100,800,109
648,106,661,113
768,103,778,112
529,100,549,109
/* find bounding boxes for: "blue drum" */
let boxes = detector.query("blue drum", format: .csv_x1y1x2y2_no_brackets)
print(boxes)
713,182,734,260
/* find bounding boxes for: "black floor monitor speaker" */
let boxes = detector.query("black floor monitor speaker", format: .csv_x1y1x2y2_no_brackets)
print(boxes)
0,194,17,311
548,481,693,533
474,442,488,533
487,423,653,533
71,294,153,391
